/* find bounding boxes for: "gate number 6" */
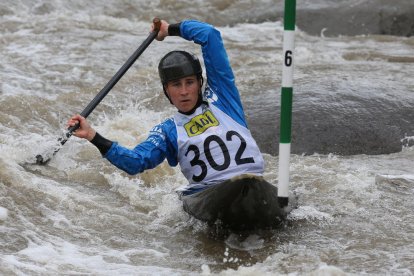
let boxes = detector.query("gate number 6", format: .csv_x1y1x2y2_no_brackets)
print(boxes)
285,50,293,67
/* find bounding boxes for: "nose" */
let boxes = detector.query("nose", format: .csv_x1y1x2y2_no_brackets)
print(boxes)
179,84,190,95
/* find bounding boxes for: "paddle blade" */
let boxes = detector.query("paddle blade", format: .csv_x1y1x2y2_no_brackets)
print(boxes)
35,132,71,165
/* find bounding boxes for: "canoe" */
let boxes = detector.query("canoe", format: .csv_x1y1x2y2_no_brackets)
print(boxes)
181,174,295,230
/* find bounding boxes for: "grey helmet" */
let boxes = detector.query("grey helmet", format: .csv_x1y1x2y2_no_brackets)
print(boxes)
158,51,202,84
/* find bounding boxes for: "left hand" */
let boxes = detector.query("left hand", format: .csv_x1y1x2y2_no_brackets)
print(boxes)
67,114,96,141
152,19,169,41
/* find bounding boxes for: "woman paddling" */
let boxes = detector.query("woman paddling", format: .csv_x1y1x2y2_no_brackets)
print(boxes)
68,19,288,230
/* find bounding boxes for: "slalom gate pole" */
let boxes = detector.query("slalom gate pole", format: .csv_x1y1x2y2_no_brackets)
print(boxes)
278,0,296,208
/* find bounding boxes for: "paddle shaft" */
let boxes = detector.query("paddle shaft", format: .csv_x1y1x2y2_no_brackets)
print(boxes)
68,18,161,133
36,18,161,164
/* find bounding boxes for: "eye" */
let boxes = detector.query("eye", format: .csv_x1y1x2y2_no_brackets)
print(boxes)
169,81,181,88
186,79,196,86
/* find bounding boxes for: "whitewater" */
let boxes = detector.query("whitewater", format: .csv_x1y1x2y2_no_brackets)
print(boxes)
1,0,413,275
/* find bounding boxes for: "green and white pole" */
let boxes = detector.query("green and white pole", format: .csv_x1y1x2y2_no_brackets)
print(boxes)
278,0,296,208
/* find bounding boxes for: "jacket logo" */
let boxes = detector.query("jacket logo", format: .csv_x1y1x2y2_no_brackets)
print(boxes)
184,110,219,137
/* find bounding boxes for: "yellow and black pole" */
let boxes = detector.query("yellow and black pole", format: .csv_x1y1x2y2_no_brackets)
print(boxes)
278,0,296,208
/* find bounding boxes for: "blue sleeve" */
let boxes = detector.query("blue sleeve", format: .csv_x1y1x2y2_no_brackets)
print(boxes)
180,20,248,128
104,118,178,175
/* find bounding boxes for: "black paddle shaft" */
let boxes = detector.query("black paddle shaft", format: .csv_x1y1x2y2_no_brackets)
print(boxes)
36,18,161,164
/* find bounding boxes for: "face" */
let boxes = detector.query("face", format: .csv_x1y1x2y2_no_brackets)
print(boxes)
165,75,200,113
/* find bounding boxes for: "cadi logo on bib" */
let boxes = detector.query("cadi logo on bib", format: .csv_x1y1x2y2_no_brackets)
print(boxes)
184,110,219,137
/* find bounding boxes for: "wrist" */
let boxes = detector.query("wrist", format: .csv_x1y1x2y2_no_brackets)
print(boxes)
90,132,113,156
168,23,181,36
86,129,96,141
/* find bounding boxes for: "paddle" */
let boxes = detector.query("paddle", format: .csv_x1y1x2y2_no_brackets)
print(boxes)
35,18,161,165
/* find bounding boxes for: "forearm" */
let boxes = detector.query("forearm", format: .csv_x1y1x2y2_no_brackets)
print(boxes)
105,141,166,175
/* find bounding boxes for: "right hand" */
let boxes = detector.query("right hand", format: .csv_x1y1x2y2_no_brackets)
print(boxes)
152,19,169,41
67,114,96,141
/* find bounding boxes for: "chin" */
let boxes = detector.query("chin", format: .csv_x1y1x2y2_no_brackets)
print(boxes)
178,104,196,113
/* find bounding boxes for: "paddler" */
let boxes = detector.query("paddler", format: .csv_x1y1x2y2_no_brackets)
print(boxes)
68,19,287,230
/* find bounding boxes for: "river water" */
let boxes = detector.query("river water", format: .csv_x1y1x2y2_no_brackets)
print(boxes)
1,0,414,275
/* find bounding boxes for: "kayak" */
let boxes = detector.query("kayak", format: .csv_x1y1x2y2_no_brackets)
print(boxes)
181,174,295,230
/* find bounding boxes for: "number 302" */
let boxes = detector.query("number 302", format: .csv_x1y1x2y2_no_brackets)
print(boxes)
184,130,255,182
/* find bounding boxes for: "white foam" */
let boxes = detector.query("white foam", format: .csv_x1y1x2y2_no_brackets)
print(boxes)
0,206,9,221
309,263,347,275
6,239,181,275
377,174,414,181
288,205,333,223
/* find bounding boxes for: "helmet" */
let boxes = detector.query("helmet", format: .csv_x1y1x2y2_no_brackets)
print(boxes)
158,51,202,84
